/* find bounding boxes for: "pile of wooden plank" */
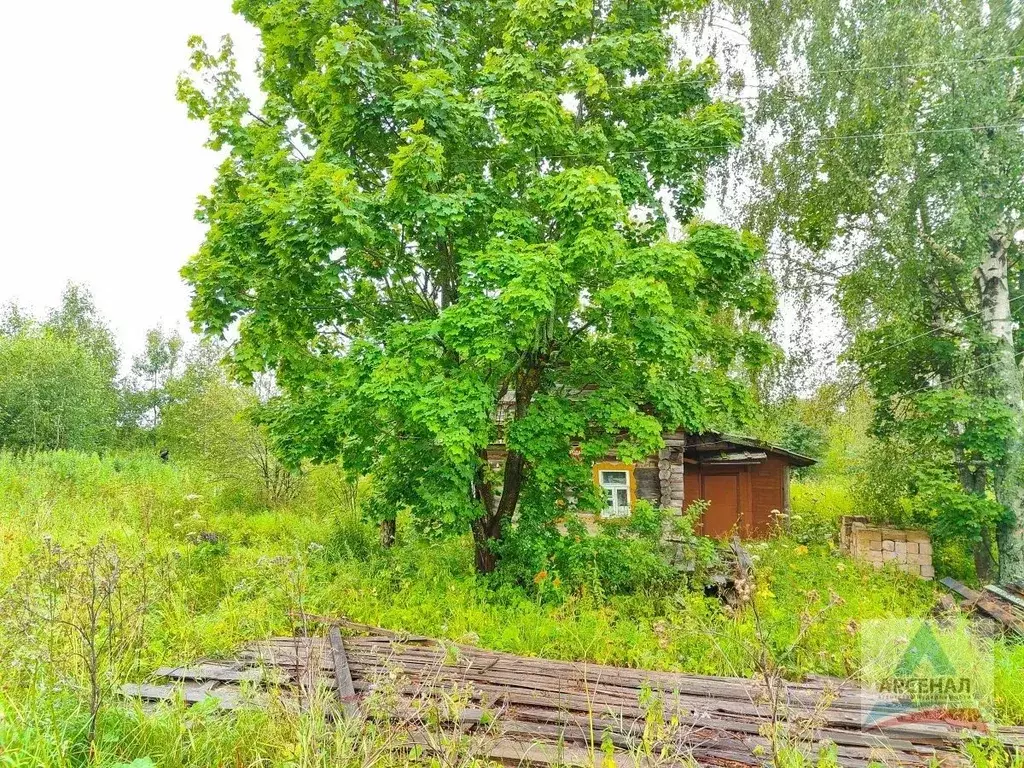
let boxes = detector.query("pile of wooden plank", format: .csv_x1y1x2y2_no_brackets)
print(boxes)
123,620,1023,768
940,578,1024,635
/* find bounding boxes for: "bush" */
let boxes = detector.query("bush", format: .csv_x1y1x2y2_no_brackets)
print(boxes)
321,509,380,563
788,478,855,544
493,501,678,598
158,359,300,508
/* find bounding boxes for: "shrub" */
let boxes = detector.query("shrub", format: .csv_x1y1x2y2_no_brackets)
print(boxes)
788,478,855,544
664,500,722,586
159,361,300,508
493,501,679,598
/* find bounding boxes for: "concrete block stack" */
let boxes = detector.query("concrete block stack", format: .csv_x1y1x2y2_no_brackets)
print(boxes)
839,516,934,580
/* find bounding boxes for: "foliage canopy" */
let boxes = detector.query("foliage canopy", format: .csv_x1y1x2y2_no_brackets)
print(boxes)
0,285,120,453
179,0,776,571
713,0,1024,581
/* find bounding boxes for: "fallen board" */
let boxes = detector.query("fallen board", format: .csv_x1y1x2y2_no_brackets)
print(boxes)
940,577,1024,635
123,620,1024,768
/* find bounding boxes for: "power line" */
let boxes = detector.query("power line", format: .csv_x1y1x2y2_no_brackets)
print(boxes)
854,293,1024,367
598,54,1024,97
799,52,1024,77
537,121,1024,162
900,350,1024,398
719,53,1024,92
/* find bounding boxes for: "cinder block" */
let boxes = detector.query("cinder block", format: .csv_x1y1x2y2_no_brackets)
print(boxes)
840,520,935,578
853,525,881,540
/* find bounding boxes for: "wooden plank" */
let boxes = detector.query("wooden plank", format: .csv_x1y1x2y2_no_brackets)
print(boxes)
398,722,930,768
1003,582,1024,600
399,728,640,768
154,664,269,684
341,677,941,751
985,584,1024,612
287,613,434,644
940,577,980,601
339,648,875,709
942,577,1024,635
335,642,857,698
120,682,248,710
122,619,1018,767
329,625,360,719
272,633,847,694
385,699,941,768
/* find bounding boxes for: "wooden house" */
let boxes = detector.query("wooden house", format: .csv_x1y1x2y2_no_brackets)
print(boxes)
491,430,814,539
491,392,815,539
659,432,815,538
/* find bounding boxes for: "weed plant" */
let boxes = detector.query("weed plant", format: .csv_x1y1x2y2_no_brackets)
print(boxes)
0,451,1021,766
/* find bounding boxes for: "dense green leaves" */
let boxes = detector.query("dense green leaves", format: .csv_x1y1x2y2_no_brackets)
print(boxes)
0,288,120,452
718,0,1024,581
180,0,774,571
0,333,117,453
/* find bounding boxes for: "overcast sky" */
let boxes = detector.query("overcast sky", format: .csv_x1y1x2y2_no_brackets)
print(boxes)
0,3,837,386
0,1,259,364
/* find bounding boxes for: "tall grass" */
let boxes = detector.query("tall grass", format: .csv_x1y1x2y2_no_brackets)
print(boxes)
0,452,1021,766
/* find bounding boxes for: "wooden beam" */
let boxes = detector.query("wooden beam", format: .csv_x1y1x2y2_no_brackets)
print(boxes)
941,577,1024,635
154,664,272,684
329,625,360,718
985,584,1024,612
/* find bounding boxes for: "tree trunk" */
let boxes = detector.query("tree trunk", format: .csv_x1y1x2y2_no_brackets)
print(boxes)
976,232,1024,583
471,515,501,573
956,458,995,583
974,527,995,584
379,517,396,548
469,367,542,574
471,448,527,574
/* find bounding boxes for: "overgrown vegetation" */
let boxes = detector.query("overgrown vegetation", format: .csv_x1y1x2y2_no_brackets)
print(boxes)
707,0,1024,582
177,0,779,576
1,452,1022,766
4,0,1024,763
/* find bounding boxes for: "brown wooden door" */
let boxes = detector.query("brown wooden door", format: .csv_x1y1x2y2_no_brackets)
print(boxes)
701,473,741,538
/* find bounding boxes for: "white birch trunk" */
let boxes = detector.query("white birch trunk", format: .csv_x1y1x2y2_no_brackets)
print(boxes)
976,232,1024,583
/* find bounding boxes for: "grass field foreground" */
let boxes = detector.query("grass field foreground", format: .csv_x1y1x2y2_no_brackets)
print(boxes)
0,452,1022,767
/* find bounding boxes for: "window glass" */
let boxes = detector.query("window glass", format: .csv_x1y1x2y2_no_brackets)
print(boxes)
599,469,631,517
600,470,628,486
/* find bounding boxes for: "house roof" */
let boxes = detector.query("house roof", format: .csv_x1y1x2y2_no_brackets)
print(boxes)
491,392,818,467
687,432,817,467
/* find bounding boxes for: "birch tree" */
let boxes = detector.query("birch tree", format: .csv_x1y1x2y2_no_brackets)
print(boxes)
715,0,1024,581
